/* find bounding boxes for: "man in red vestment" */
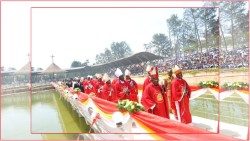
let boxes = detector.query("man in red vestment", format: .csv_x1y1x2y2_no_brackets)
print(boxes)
114,68,130,102
109,68,123,102
125,69,138,102
141,66,169,119
142,65,152,93
171,65,192,124
83,75,96,94
94,74,104,98
101,73,114,101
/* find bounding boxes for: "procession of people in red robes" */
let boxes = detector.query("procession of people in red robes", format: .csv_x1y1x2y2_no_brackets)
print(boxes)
66,64,192,124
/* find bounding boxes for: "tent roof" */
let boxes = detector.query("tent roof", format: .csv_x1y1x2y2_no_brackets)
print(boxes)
63,52,163,75
15,62,31,74
43,63,64,73
64,66,90,72
91,52,163,70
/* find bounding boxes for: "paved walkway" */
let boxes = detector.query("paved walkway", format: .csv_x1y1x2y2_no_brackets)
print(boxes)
169,114,248,140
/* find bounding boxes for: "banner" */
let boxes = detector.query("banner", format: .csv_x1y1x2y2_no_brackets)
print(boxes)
52,82,237,140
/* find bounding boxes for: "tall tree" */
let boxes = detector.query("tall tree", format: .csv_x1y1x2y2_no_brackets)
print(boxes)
204,1,229,50
104,48,113,62
198,8,217,50
179,19,197,55
110,41,132,60
70,61,82,68
144,43,153,53
167,14,182,59
220,1,247,49
234,10,249,48
149,33,172,57
82,59,89,67
184,8,203,53
95,41,132,64
191,8,203,52
95,53,106,64
211,18,220,49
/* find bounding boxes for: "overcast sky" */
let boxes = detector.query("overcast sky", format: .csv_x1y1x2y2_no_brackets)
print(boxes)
1,1,205,70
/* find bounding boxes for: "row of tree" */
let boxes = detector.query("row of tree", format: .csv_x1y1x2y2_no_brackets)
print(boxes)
95,41,132,64
71,41,132,67
72,1,248,67
145,1,248,59
70,59,89,68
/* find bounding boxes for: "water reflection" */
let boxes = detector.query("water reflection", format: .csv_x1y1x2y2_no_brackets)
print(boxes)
1,90,89,140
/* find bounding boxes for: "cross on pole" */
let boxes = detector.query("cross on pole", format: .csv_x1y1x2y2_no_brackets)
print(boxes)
51,54,55,63
27,53,31,62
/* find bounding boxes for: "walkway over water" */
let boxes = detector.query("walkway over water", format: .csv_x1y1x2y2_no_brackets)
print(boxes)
1,83,248,140
52,83,245,140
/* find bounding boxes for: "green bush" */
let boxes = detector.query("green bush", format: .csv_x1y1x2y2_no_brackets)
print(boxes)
222,82,249,90
199,81,219,88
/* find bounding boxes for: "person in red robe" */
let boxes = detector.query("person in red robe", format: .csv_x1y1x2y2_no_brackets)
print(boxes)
101,73,114,101
142,65,152,93
141,66,169,119
171,65,192,124
125,69,138,102
92,75,98,86
82,77,88,87
109,68,122,102
111,77,118,90
114,68,130,102
94,74,104,98
83,75,96,94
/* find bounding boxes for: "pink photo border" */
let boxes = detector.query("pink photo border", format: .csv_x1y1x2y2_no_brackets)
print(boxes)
0,0,249,140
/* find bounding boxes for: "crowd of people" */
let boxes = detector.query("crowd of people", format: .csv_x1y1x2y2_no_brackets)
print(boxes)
220,47,248,68
64,65,192,124
101,47,248,76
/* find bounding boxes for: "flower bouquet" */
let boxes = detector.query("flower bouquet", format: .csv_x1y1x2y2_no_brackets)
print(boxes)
117,99,144,113
73,88,81,95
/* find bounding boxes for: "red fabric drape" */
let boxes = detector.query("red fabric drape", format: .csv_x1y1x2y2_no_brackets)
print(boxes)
53,83,238,140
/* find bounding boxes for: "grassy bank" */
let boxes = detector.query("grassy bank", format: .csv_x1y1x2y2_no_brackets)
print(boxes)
132,67,248,85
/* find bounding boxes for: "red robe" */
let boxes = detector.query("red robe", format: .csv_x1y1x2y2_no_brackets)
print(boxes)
94,80,104,98
110,78,119,102
115,80,130,102
101,83,114,101
171,78,192,124
92,78,98,86
82,80,88,86
141,83,169,119
126,79,138,102
142,76,151,93
83,80,96,94
111,77,118,87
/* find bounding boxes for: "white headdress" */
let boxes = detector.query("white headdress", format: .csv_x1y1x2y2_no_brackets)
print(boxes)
146,65,152,72
124,69,131,76
95,73,102,79
102,73,110,83
172,65,181,74
115,68,123,77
